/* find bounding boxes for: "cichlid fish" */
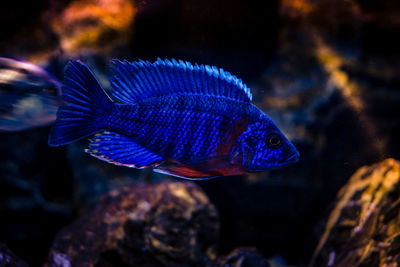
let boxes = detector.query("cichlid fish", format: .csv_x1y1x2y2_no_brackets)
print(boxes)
48,59,299,180
0,57,62,131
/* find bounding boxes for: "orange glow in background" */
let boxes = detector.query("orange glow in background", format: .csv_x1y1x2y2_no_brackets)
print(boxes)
52,0,137,54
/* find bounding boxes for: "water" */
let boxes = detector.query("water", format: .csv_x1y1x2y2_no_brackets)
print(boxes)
0,0,399,266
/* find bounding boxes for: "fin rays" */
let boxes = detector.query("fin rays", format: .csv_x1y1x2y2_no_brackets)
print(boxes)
86,131,164,168
109,58,252,104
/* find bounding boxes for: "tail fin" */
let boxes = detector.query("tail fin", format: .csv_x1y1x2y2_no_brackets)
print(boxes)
48,60,113,146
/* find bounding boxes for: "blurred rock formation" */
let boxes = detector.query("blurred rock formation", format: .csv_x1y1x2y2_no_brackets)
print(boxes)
52,0,136,56
44,181,219,267
0,0,136,65
311,158,400,267
214,247,270,267
0,243,28,267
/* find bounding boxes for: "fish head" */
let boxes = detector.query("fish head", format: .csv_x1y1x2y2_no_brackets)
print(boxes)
238,117,299,171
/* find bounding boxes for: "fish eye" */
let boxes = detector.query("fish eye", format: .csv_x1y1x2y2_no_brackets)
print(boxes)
267,134,281,149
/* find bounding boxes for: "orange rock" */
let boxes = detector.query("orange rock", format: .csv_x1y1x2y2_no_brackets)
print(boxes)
311,159,400,267
52,0,136,54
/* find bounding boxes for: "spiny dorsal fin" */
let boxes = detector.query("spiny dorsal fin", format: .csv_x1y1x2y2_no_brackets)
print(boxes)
109,58,252,104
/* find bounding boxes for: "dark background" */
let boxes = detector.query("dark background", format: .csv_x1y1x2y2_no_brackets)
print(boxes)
1,0,400,266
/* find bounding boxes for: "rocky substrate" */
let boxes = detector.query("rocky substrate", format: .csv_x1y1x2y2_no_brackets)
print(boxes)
311,159,400,267
42,180,269,267
0,243,28,267
3,159,400,266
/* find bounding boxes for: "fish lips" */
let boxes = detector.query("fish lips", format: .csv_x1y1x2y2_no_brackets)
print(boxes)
273,151,300,168
266,151,300,170
285,151,300,164
243,151,300,172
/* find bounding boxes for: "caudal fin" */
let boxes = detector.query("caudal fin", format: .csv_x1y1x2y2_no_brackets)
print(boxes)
48,60,113,146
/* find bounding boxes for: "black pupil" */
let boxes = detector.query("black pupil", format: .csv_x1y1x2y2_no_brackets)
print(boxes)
269,135,281,147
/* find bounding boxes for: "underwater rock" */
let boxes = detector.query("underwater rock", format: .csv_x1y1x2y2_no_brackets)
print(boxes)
52,0,137,55
0,0,136,63
0,243,28,267
212,247,270,267
311,158,400,267
244,0,400,260
44,180,219,267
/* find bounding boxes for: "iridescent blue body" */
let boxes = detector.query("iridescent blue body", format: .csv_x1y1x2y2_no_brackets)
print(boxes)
109,96,253,165
48,59,299,179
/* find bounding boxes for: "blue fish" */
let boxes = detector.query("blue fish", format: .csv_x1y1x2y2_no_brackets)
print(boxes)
48,59,299,179
0,57,62,131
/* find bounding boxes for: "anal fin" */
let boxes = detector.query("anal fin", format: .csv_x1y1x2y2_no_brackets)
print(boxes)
86,131,163,168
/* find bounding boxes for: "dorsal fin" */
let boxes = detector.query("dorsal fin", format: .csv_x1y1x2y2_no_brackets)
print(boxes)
109,58,252,104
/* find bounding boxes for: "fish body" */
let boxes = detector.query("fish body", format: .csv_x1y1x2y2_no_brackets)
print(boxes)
110,96,252,163
49,59,299,179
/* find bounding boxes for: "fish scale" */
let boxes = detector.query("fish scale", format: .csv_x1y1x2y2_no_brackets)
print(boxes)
108,95,249,164
49,59,299,179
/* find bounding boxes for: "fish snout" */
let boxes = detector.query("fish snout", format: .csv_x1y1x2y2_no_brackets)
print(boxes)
285,151,300,164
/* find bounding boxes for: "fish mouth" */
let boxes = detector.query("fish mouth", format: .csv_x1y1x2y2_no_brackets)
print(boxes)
245,151,300,172
286,152,300,163
275,152,300,168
